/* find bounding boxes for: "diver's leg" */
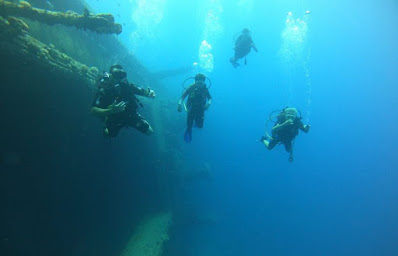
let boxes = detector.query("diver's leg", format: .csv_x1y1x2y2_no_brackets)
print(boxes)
230,58,239,68
104,118,123,137
284,142,294,162
129,114,153,135
234,52,240,61
230,52,240,68
186,112,194,131
184,112,194,142
234,47,250,61
284,141,292,153
264,139,278,150
195,110,205,128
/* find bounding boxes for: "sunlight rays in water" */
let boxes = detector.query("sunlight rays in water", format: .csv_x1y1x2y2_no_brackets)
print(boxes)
129,0,167,53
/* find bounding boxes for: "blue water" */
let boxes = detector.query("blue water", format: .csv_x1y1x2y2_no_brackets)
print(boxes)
87,0,398,255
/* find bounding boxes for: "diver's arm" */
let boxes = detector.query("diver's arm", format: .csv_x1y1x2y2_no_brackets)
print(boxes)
247,36,258,52
205,99,212,110
272,120,293,133
178,97,185,105
271,123,283,133
252,43,258,52
131,84,156,98
299,122,311,133
91,101,126,117
177,98,184,112
204,90,212,110
207,90,212,100
178,88,190,104
90,107,113,117
178,88,190,112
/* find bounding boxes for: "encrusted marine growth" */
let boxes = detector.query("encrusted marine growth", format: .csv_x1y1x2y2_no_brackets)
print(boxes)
0,16,98,87
0,0,122,34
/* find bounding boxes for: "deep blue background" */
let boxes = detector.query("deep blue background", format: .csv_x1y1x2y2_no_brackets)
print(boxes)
87,0,398,255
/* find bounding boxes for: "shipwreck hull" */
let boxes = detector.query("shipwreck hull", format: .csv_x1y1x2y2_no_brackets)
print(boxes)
0,1,174,256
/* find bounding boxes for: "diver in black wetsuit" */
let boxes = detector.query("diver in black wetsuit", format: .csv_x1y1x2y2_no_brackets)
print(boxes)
260,107,310,162
230,28,258,68
91,64,156,137
177,73,212,143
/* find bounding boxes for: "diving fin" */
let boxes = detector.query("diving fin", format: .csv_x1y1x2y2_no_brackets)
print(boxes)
230,57,239,68
184,129,192,143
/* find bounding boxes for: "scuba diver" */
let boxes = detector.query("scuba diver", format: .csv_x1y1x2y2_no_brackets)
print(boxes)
91,64,156,137
230,28,258,68
177,73,212,143
260,107,310,162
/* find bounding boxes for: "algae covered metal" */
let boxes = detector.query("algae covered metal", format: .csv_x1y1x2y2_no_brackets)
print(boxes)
0,15,99,87
0,0,122,34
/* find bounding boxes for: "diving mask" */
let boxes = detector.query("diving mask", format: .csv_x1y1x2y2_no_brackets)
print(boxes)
283,108,298,121
285,114,296,121
111,68,127,79
195,79,205,85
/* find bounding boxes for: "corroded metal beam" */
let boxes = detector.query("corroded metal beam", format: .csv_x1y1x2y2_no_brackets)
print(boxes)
0,0,122,34
0,16,99,87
